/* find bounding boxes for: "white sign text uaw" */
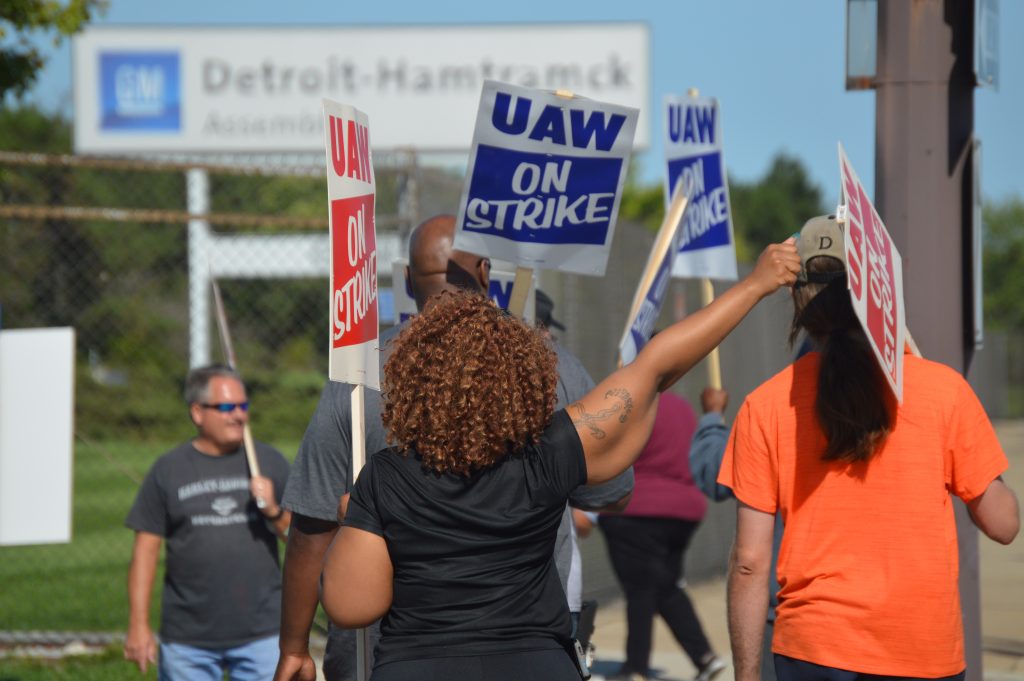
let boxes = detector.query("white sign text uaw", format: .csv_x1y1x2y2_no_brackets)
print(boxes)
663,94,737,281
838,143,905,402
323,99,379,389
454,80,638,275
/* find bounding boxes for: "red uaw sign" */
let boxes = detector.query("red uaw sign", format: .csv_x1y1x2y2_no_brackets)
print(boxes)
837,143,905,402
324,99,378,388
331,195,377,347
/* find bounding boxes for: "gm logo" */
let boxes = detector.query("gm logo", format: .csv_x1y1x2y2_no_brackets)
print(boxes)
99,52,180,131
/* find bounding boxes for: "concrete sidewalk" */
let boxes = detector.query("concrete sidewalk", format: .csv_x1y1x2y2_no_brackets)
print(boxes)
587,577,730,681
587,420,1024,681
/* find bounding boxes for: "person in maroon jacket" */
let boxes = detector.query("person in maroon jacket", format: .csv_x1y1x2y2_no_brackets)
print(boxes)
598,391,726,681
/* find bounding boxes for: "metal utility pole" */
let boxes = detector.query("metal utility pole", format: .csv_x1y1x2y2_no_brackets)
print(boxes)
874,0,982,678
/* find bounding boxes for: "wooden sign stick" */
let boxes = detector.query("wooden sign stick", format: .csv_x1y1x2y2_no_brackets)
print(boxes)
210,276,262,482
351,383,369,681
507,266,534,318
904,327,923,358
700,279,723,390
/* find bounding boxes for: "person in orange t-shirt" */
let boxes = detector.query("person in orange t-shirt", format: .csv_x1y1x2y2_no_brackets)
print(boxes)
719,215,1020,681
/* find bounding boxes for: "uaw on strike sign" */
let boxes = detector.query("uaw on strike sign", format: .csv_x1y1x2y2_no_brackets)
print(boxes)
663,94,738,281
455,80,638,276
838,143,905,402
323,99,379,389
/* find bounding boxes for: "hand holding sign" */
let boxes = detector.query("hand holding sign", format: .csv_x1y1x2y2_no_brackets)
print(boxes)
748,238,801,297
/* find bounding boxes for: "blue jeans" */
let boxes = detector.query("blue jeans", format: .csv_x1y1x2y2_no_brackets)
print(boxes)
159,635,278,681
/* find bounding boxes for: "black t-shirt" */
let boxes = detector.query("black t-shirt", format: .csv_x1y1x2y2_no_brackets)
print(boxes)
343,410,587,666
125,441,289,648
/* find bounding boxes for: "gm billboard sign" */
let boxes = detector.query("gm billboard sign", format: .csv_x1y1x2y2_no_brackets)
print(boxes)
99,52,180,131
663,94,738,281
73,25,649,154
454,81,638,276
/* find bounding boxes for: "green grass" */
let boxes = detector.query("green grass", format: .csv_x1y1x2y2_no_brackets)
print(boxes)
0,438,299,632
0,644,156,681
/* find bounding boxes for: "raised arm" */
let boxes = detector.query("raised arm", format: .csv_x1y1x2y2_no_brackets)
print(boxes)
574,241,800,484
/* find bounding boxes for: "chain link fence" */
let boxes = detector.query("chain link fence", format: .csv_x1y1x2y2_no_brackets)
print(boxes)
0,149,437,636
1,148,1018,641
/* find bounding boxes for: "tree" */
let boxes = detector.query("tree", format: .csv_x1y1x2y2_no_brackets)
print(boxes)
619,153,827,263
0,0,106,100
982,197,1024,331
730,154,827,260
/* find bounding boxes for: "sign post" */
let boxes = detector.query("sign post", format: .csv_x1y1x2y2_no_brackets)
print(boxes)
837,143,905,402
454,80,638,316
663,90,738,388
210,276,262,482
323,98,378,681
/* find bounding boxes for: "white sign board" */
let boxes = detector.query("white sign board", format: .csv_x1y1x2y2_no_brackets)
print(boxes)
663,94,738,281
0,328,75,546
72,24,650,154
454,80,638,275
390,258,535,324
324,100,379,388
838,143,905,402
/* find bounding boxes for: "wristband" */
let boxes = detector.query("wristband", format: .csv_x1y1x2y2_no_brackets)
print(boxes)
266,505,285,521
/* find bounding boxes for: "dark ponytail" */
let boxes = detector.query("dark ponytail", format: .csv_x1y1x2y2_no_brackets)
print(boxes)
790,257,893,462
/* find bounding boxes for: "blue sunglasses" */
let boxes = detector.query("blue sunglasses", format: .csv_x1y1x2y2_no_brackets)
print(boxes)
200,402,250,413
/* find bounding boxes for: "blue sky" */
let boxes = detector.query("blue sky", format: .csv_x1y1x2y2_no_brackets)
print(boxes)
22,0,1024,206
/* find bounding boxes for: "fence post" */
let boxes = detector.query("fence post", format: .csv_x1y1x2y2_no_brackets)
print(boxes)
187,168,211,368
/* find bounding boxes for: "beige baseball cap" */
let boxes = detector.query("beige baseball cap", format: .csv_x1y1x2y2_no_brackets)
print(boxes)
796,215,846,285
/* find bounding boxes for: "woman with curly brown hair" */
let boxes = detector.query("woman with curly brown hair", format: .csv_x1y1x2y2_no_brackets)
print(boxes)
320,240,802,681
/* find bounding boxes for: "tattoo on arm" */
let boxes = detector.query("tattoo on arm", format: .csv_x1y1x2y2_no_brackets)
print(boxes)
570,389,634,440
605,389,633,422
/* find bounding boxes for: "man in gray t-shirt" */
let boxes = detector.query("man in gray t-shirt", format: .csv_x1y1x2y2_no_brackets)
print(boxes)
275,216,632,681
125,365,290,681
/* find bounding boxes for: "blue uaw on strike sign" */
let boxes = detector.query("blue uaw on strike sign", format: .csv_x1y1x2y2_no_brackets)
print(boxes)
663,94,738,280
455,80,638,276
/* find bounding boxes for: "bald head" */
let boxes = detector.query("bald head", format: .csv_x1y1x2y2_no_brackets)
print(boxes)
407,215,490,310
